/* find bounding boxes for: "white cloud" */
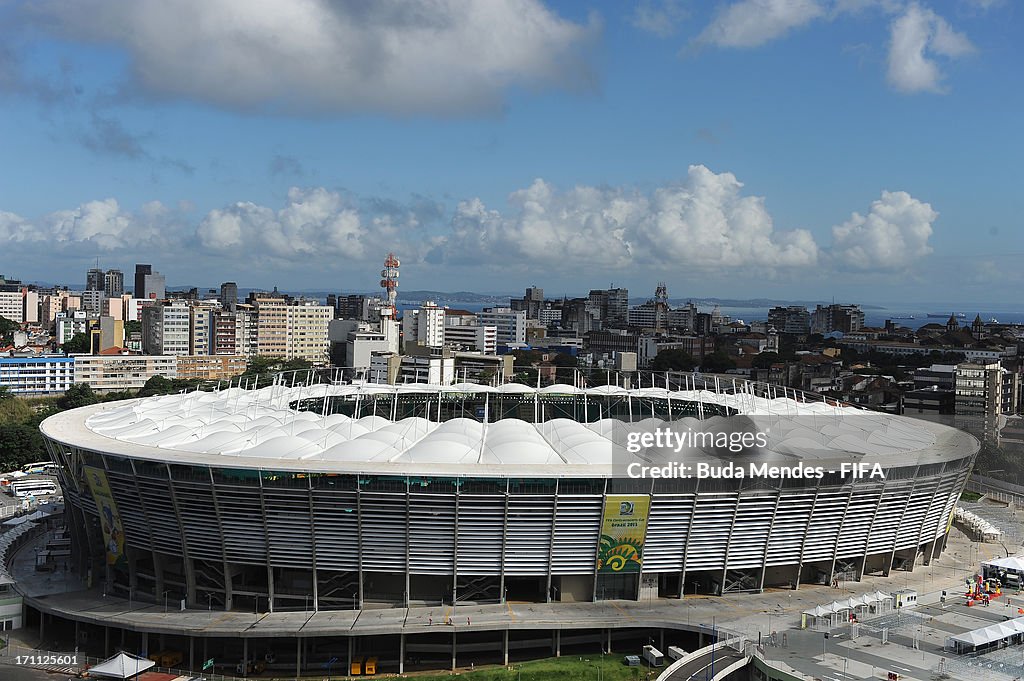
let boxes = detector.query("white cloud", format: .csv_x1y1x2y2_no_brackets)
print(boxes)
632,0,689,38
0,210,38,242
696,0,825,48
887,3,974,94
32,0,599,115
1,171,938,283
830,190,936,270
198,187,372,260
438,166,819,271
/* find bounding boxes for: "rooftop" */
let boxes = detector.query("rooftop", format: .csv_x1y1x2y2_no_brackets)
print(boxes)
40,380,978,476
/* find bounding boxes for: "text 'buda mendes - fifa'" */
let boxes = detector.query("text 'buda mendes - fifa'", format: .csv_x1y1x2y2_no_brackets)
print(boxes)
40,377,977,613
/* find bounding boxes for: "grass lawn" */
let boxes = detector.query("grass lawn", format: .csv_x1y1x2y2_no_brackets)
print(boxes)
292,654,661,681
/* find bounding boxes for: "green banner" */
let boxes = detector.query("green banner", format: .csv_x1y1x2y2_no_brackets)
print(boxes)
203,659,215,670
83,466,125,566
597,495,650,574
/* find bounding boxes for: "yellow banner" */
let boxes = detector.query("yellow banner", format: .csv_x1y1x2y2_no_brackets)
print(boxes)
84,466,125,566
597,495,650,574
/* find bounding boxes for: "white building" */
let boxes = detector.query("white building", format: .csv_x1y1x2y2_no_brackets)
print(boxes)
79,289,106,313
478,307,526,346
402,301,446,349
0,355,75,395
330,318,401,371
369,352,455,385
285,301,333,364
141,300,192,356
443,323,497,354
55,311,96,345
0,290,37,324
74,354,177,392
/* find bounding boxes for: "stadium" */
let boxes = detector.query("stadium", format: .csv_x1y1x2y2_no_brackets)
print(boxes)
38,374,978,617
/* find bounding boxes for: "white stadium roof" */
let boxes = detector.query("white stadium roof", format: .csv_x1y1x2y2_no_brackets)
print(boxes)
40,382,978,476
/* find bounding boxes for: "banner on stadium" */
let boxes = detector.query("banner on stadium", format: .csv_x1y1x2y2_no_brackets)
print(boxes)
83,466,125,566
597,495,650,574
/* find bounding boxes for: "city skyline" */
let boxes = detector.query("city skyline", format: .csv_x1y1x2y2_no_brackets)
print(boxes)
1,0,1021,302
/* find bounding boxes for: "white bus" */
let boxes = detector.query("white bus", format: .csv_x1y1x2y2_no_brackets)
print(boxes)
21,461,58,475
7,479,58,498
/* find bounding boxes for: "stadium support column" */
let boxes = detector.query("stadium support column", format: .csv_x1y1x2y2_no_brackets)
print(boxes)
189,637,194,672
828,488,856,586
794,483,824,590
154,554,165,602
399,633,405,674
405,482,411,608
503,630,509,665
859,480,886,581
452,630,457,671
296,638,301,678
307,485,320,611
500,479,510,603
759,489,784,592
348,637,353,677
224,565,234,610
185,557,197,606
243,638,248,670
104,626,109,657
887,477,918,576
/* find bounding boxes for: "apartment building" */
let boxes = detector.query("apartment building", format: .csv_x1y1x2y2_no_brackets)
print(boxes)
142,300,192,355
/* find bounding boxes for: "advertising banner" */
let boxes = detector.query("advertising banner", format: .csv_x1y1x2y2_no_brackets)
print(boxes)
597,495,650,574
83,466,125,566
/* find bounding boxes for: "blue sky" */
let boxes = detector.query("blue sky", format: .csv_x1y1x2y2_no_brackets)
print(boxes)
0,0,1021,303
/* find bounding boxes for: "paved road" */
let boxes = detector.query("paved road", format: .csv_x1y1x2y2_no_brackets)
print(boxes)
665,646,745,681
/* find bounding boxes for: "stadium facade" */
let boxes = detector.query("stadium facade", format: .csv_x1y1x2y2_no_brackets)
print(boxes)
39,377,978,615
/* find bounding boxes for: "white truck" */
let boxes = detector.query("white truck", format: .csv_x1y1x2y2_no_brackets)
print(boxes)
642,645,664,667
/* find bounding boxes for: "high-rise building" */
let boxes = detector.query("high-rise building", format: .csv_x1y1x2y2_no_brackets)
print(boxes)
511,286,546,320
286,300,333,364
811,304,864,335
134,264,151,297
402,301,446,349
141,300,191,355
189,302,217,355
589,288,629,327
104,269,124,298
86,268,105,291
250,294,289,358
478,307,527,346
79,289,106,313
768,305,811,335
219,282,238,312
134,264,166,300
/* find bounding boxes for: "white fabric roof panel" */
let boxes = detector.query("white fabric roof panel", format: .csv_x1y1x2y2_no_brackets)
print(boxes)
70,381,975,470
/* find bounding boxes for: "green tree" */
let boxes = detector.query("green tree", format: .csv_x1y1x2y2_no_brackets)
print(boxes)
752,352,782,370
650,349,697,372
124,320,142,335
0,422,46,472
701,351,736,373
63,332,91,354
137,375,175,397
0,315,18,344
58,383,100,410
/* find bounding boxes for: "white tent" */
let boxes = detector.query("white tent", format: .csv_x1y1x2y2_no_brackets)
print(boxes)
1,515,32,527
983,556,1024,572
949,616,1024,654
88,652,155,679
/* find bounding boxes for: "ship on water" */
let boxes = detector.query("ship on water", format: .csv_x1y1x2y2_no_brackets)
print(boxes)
926,312,967,318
